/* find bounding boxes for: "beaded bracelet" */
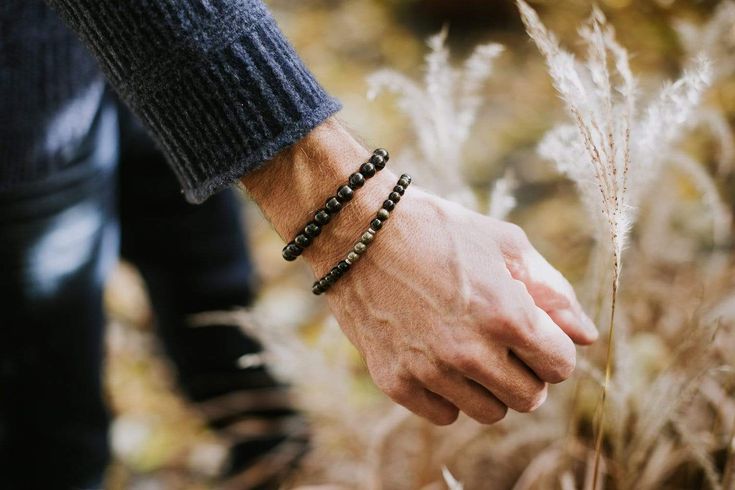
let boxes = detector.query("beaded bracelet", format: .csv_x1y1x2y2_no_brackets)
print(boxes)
311,173,412,295
282,148,390,262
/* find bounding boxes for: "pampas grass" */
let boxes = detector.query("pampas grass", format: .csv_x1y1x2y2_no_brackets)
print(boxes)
517,1,715,486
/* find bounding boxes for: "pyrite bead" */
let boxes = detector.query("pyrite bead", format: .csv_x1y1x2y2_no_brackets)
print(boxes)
294,234,312,247
370,154,386,169
388,192,401,203
348,172,365,189
359,162,376,178
376,208,390,221
393,185,405,195
304,222,321,238
354,242,367,254
347,251,360,263
314,209,331,225
325,197,342,213
382,199,395,211
371,218,383,230
336,185,354,202
374,148,389,160
360,231,375,244
398,175,411,187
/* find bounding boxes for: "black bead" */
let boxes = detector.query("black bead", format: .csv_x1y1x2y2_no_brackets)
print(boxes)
312,284,323,295
374,148,389,160
348,172,365,189
377,208,390,221
314,209,331,225
359,162,376,178
393,185,405,195
319,278,329,289
336,185,354,202
371,218,383,230
331,266,342,278
294,234,312,247
383,199,395,211
305,222,321,238
389,192,401,203
324,273,335,285
325,197,342,213
370,154,386,169
337,260,349,272
283,243,302,261
398,174,411,187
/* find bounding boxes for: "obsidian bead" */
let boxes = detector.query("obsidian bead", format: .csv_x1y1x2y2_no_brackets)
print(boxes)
337,260,349,272
376,208,390,221
304,222,321,238
398,175,411,187
382,199,395,211
319,278,329,289
388,192,401,203
348,172,365,189
283,243,302,261
325,197,342,213
374,148,389,160
393,185,405,195
314,209,331,225
336,185,354,202
331,266,342,278
371,218,383,230
312,284,324,295
359,162,376,178
370,154,386,169
294,234,312,247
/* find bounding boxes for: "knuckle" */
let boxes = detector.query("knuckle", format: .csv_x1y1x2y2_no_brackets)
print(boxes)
548,352,576,383
430,407,460,426
473,404,508,425
373,370,410,403
514,382,548,413
446,348,482,375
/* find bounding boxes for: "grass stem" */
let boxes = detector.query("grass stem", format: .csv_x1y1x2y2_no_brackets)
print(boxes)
592,269,618,490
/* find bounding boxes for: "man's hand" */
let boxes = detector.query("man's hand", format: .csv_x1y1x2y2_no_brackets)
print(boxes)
241,117,598,425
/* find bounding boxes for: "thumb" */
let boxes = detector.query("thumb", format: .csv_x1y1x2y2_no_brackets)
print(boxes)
501,228,598,345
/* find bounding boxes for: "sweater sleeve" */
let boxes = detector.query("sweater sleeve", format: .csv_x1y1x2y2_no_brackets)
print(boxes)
46,0,342,203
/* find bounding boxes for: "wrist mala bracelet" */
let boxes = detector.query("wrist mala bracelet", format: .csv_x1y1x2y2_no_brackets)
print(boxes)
311,173,412,295
282,148,390,262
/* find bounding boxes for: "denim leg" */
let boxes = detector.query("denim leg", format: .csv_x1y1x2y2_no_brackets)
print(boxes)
0,100,119,490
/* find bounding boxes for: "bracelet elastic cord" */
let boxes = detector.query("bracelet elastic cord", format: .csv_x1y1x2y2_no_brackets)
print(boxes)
282,148,390,261
312,173,412,295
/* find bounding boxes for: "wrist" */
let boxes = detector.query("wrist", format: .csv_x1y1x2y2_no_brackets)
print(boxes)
240,117,399,276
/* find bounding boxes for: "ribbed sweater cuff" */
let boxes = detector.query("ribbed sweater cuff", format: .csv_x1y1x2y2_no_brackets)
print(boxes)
49,0,342,203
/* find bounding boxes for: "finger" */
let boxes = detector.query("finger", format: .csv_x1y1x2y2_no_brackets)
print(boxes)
501,278,578,383
413,364,507,425
377,376,459,426
453,343,549,412
505,240,598,345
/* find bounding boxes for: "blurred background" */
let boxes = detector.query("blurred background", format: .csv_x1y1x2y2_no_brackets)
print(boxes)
103,0,735,488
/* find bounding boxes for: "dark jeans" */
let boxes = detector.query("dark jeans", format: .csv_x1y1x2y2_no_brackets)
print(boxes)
0,92,260,489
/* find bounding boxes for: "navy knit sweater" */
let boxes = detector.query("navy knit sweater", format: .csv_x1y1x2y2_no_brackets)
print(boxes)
0,0,342,203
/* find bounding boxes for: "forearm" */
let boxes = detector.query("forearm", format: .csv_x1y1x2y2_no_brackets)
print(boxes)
240,117,399,276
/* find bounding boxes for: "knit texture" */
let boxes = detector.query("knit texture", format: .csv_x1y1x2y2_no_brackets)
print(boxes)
0,1,106,190
42,0,342,203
